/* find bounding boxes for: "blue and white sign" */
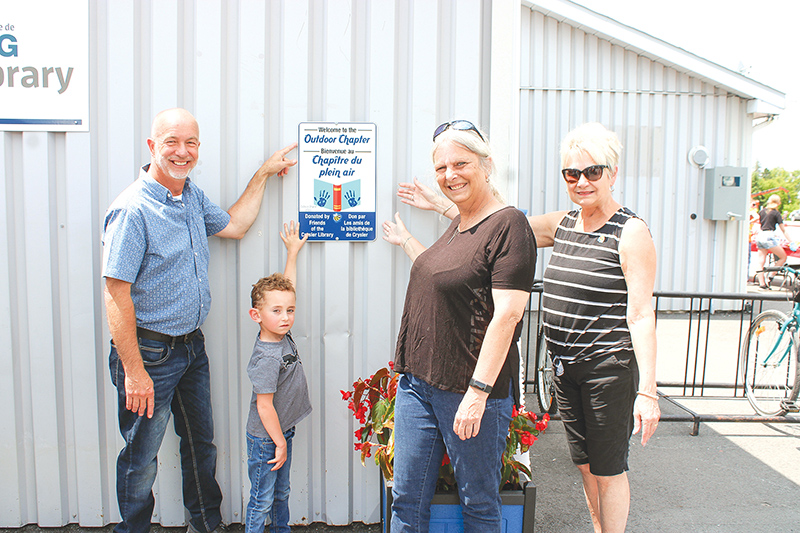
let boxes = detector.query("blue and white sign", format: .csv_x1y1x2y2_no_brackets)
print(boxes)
0,0,89,132
298,122,376,241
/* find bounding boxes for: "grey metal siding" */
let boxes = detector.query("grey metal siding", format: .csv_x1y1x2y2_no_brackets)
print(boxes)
1,0,766,528
0,0,495,527
519,6,752,308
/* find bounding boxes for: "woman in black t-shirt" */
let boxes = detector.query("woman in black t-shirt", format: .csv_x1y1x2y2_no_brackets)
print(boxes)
754,194,789,289
402,123,660,533
382,121,536,532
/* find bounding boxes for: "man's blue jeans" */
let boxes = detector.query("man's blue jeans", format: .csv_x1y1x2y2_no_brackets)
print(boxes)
109,331,223,533
391,374,513,533
245,427,294,533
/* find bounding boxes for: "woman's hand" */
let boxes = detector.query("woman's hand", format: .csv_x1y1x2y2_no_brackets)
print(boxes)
398,177,449,214
382,212,411,247
453,388,488,440
633,395,660,446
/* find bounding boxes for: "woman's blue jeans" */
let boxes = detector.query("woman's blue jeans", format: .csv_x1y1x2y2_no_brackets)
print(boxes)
109,332,222,533
391,373,513,533
245,427,295,533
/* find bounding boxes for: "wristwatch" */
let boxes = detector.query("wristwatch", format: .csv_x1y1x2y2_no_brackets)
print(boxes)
469,377,493,394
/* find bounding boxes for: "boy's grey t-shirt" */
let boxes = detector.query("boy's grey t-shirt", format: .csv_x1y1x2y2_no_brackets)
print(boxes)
246,332,312,437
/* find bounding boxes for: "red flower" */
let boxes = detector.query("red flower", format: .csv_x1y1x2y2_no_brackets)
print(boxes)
341,390,353,400
354,442,363,451
512,405,520,418
388,361,395,370
536,420,548,431
520,432,537,446
525,411,537,422
441,453,451,466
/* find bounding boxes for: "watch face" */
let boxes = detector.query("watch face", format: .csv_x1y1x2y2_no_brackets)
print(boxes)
469,378,491,393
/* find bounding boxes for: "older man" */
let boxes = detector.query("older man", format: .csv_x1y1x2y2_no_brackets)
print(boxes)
102,108,297,533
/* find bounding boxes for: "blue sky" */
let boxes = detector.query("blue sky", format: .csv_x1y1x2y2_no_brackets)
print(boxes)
574,0,800,171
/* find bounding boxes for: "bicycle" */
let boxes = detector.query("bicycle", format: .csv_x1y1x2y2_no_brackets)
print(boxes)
530,281,557,414
534,326,558,414
739,264,800,416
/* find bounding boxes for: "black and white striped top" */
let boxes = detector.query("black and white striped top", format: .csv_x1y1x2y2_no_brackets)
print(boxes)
542,207,639,363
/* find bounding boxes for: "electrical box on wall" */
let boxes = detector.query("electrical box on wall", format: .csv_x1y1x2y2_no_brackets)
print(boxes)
703,166,748,221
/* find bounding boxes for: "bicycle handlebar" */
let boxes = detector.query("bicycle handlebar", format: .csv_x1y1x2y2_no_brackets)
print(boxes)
763,265,800,276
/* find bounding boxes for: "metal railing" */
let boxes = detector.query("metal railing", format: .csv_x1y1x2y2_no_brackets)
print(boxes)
522,286,800,435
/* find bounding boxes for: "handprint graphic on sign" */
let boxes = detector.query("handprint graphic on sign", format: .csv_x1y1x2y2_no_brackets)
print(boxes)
314,189,330,207
344,190,360,208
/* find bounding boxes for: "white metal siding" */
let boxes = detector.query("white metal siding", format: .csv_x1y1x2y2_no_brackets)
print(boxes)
0,0,495,527
519,6,752,309
1,0,765,528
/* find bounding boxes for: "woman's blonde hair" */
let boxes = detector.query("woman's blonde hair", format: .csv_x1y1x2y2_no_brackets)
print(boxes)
560,122,623,170
766,194,781,209
431,127,505,203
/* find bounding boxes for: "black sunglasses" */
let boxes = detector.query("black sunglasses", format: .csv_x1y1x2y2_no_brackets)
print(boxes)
433,120,486,142
561,165,609,184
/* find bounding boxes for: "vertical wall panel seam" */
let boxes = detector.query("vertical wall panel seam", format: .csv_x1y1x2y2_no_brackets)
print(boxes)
6,132,29,524
48,131,71,521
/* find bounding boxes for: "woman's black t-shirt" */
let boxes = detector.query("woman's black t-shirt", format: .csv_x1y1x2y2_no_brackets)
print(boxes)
759,208,783,231
394,206,536,401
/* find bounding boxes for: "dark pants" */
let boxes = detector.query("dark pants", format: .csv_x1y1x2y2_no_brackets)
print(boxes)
554,351,638,476
109,331,223,533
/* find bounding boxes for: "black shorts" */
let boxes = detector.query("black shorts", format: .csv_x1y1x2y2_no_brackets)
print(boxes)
553,351,639,476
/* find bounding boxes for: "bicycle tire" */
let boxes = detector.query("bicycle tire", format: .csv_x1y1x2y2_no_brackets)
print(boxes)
535,332,558,414
739,309,800,416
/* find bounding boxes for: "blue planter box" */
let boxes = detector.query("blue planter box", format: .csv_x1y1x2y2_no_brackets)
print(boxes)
381,479,536,532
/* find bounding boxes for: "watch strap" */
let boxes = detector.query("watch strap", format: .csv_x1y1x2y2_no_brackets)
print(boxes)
469,377,493,394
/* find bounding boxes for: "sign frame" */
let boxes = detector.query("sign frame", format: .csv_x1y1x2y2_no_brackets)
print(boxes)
297,122,377,242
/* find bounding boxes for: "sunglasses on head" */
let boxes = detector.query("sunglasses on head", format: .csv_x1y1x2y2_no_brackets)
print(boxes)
433,120,486,142
561,164,609,184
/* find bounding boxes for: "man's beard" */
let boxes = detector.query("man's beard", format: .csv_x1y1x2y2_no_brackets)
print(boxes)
156,152,195,180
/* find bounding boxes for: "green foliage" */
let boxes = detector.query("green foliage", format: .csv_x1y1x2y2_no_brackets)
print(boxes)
751,163,800,215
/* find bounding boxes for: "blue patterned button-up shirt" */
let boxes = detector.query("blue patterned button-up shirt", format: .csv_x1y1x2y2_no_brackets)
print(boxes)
102,165,231,336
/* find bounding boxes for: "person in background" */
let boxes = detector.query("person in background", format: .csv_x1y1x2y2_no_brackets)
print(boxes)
398,122,659,533
754,194,790,290
382,120,536,532
102,108,297,533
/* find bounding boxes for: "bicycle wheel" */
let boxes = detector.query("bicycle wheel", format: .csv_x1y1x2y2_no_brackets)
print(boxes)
535,332,558,414
740,309,800,416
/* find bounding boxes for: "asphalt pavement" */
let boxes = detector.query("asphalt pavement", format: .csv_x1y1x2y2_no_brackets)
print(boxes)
529,395,800,532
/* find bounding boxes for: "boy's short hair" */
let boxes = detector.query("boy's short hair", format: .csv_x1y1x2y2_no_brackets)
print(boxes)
251,273,295,308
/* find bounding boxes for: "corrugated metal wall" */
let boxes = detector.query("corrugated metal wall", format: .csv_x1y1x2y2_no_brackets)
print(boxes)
518,5,752,307
1,0,763,528
0,0,499,527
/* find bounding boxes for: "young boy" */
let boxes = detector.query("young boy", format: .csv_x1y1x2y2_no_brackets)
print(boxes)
245,221,311,533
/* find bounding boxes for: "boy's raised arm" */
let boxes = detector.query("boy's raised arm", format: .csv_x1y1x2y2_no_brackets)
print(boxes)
280,220,308,290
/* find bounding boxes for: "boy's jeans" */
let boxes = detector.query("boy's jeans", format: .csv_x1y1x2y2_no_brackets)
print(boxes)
391,373,512,533
245,427,295,533
109,331,223,533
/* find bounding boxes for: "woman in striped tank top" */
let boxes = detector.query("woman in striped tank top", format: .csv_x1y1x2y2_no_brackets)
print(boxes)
399,122,660,533
529,123,660,533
